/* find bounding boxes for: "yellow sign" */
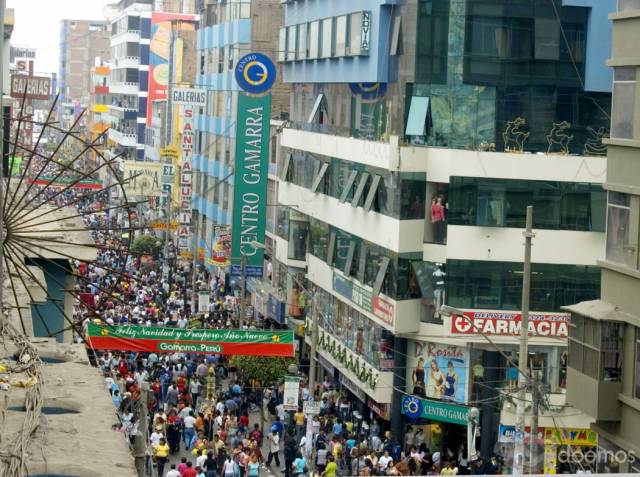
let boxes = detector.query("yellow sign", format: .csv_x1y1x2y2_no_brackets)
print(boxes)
123,161,163,197
543,428,598,447
543,444,557,474
149,220,178,231
180,251,193,259
160,146,179,158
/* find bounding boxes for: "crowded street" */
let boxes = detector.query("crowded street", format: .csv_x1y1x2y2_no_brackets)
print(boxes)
3,0,640,476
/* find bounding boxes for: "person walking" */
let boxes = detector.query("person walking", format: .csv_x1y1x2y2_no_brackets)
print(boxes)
184,411,197,450
154,437,170,477
266,430,281,469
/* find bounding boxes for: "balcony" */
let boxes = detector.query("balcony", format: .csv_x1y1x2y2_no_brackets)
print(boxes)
109,103,138,121
108,128,137,148
440,225,604,266
278,180,424,254
281,127,400,171
109,82,138,96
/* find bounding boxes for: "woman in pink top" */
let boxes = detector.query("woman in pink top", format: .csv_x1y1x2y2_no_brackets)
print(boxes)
431,196,446,243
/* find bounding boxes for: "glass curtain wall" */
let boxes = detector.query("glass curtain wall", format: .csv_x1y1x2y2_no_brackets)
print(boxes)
447,177,606,231
447,260,600,311
409,0,611,154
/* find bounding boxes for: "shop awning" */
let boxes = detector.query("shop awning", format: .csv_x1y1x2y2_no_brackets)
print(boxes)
562,300,640,327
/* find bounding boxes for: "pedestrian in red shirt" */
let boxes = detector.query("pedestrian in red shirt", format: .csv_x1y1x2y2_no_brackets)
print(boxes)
182,461,197,477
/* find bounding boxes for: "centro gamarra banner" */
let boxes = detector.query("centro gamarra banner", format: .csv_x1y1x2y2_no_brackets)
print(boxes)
86,323,295,357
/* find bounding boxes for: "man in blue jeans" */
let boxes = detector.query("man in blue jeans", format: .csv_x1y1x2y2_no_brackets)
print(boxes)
183,411,197,450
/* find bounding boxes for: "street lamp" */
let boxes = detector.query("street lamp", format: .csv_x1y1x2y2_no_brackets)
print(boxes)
467,406,480,462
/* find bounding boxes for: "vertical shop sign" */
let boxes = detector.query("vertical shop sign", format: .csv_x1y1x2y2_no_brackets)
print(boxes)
284,375,301,411
178,105,194,252
230,93,271,277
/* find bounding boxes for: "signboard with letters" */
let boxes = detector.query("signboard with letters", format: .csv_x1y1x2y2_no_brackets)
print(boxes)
10,74,51,100
401,396,473,426
230,93,271,277
332,272,394,327
172,88,206,107
87,323,295,357
450,310,570,338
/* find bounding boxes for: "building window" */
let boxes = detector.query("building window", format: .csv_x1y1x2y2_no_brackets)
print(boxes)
335,15,348,57
297,22,308,60
308,21,320,59
606,192,637,268
321,17,333,58
286,25,297,61
568,316,624,381
448,260,600,312
611,67,636,139
534,18,560,60
448,177,606,232
348,12,363,56
278,28,286,62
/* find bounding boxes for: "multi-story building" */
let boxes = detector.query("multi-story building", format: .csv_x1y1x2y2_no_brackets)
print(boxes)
273,0,615,459
106,0,153,161
191,0,289,269
58,19,110,107
89,61,110,140
565,0,640,473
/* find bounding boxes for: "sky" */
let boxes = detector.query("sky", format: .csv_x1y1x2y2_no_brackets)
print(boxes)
7,0,112,75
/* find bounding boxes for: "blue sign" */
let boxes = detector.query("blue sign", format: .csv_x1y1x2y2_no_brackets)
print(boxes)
349,83,388,100
266,294,286,325
230,265,263,278
235,53,276,94
402,396,423,419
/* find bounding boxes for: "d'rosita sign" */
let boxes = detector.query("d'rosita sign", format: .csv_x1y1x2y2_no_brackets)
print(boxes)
87,323,295,357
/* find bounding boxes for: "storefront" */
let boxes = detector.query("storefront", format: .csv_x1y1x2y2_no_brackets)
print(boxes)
543,427,599,474
401,395,476,460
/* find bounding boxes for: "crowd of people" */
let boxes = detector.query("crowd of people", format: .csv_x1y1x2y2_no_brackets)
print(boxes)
29,167,509,477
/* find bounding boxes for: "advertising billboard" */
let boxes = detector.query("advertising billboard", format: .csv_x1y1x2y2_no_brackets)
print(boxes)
87,323,295,357
147,12,196,126
123,160,163,197
230,93,271,277
407,340,469,404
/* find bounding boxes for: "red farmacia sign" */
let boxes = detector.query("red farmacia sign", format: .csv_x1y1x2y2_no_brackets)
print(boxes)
450,310,570,337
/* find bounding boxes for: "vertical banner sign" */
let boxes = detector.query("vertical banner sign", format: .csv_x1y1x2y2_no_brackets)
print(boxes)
147,12,197,126
198,291,210,313
178,105,194,252
231,93,271,277
284,375,301,411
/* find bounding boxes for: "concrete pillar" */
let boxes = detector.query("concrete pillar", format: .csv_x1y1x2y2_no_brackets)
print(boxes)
390,336,407,442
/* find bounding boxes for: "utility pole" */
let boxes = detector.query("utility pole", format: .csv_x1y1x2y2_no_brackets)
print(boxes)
513,205,534,475
191,212,199,313
307,294,319,395
530,375,541,473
